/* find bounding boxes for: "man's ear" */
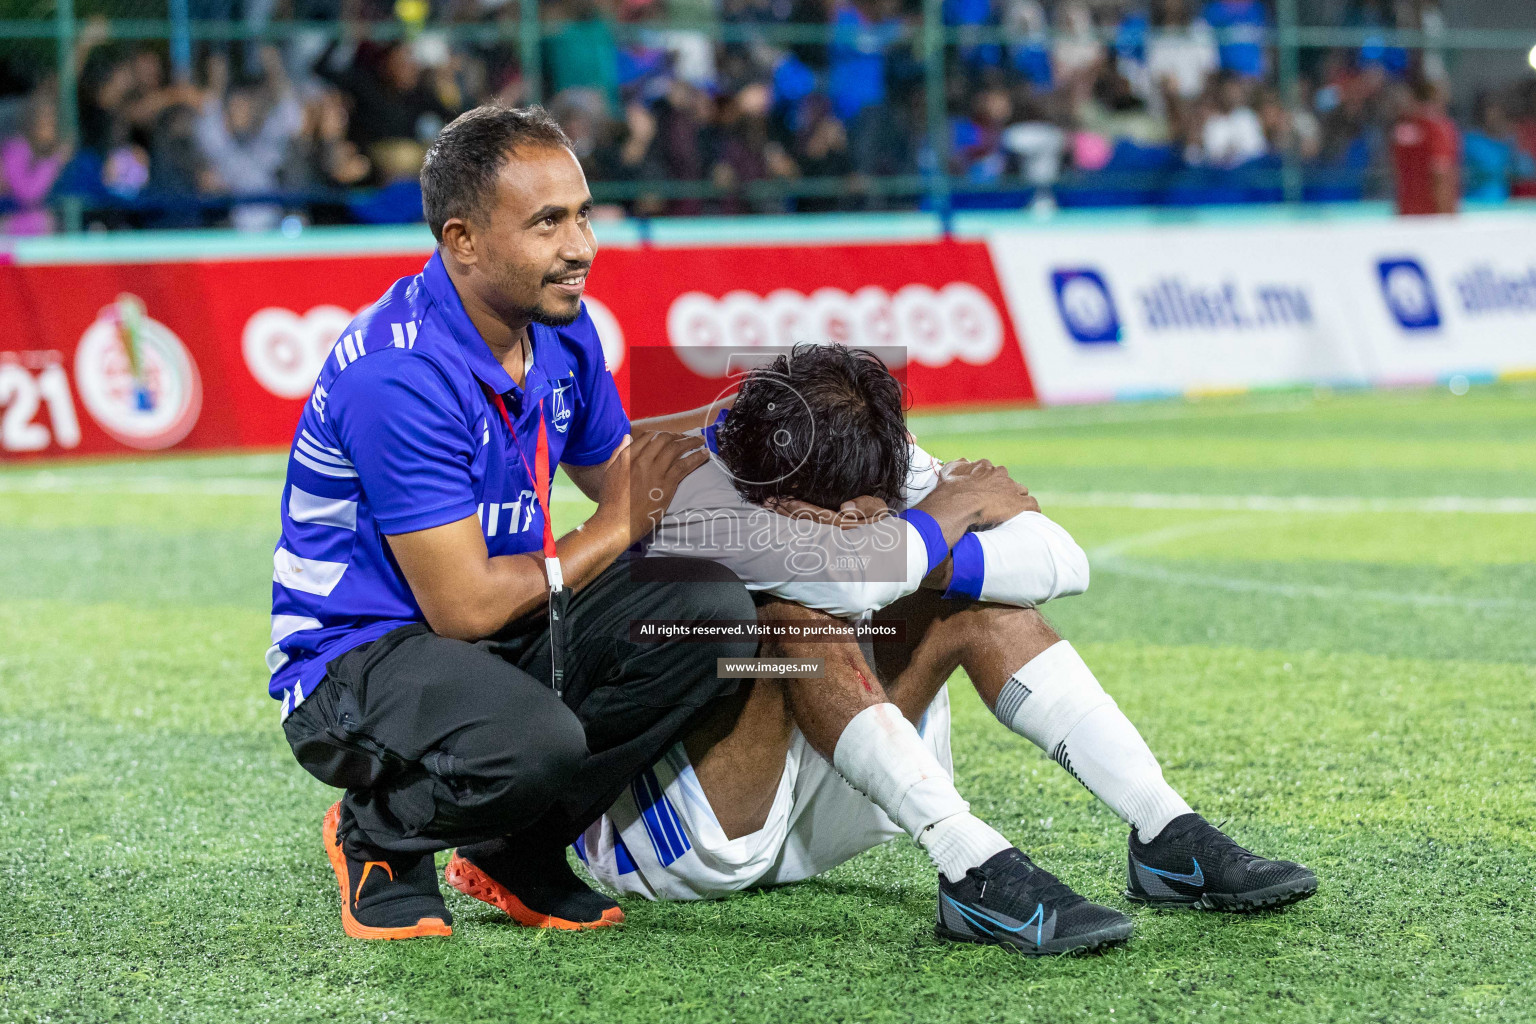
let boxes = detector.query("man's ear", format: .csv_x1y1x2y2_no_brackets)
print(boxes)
440,218,477,267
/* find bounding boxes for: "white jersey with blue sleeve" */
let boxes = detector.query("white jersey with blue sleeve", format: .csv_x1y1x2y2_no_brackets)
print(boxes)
646,434,1088,617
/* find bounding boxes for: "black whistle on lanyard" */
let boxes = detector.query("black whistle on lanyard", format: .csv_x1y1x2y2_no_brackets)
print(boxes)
538,521,567,698
547,583,569,697
484,383,568,699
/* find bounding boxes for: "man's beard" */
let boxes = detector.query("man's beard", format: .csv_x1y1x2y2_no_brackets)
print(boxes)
529,300,583,327
494,262,584,328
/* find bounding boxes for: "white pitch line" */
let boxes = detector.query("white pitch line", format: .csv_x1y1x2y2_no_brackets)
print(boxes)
1087,515,1536,611
0,475,281,496
1094,557,1536,612
1046,492,1536,515
1087,515,1258,561
1,475,1532,515
909,395,1318,436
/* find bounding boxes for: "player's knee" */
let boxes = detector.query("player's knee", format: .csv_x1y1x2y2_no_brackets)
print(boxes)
517,691,587,770
512,710,588,809
677,560,757,620
951,604,1059,659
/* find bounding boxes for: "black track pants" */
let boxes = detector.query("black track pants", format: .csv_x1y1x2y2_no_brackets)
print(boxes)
282,556,755,855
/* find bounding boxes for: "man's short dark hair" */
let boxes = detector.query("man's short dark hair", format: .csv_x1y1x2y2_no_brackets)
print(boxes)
420,105,573,243
716,344,909,510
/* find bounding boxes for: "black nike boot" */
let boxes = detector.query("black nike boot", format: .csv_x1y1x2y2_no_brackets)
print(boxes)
446,836,623,929
936,847,1133,955
1126,813,1317,911
322,802,453,940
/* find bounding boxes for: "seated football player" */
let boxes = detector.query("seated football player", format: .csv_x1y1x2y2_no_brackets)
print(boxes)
576,344,1317,956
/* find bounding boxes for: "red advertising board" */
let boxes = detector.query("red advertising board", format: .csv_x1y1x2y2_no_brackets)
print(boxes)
592,240,1034,418
0,240,1033,460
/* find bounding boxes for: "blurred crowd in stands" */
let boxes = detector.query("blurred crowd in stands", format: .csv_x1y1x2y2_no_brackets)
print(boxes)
1,0,1534,232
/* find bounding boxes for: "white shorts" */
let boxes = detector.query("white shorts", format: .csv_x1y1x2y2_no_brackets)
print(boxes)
576,687,953,900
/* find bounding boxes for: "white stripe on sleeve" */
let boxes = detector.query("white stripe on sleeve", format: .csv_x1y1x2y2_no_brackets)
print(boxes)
300,429,344,456
296,437,353,468
265,614,322,676
293,450,359,478
271,614,324,643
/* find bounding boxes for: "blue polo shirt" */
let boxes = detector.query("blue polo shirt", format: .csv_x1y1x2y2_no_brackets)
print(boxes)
267,251,629,713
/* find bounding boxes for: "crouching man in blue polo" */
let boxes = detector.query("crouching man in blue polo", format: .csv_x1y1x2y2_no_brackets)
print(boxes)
269,106,755,939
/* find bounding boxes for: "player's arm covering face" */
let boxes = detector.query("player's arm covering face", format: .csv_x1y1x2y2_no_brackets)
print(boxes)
644,344,1090,616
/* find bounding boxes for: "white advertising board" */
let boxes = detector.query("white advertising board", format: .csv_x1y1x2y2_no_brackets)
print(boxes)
987,213,1536,404
1330,216,1536,387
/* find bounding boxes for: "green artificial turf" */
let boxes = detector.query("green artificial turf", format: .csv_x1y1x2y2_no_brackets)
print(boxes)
1,383,1533,1023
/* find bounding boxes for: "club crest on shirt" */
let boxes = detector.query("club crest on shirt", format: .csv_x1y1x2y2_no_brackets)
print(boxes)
551,379,573,434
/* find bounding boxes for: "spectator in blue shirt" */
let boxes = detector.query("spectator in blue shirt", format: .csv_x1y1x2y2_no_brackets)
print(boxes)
1348,0,1409,79
828,0,904,124
1463,91,1535,202
949,87,1012,182
1202,0,1267,79
275,105,755,941
1003,0,1054,89
946,0,1001,71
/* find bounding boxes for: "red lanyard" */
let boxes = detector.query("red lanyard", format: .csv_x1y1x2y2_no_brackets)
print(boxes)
486,387,563,591
481,368,570,698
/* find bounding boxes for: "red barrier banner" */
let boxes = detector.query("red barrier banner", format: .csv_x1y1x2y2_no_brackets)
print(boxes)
591,240,1035,418
0,240,1033,460
0,254,423,459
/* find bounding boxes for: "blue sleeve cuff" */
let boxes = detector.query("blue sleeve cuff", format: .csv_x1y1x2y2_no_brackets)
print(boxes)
375,498,480,536
899,508,949,577
943,531,985,601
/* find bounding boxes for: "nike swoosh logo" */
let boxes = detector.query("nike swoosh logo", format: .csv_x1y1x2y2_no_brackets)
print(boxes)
943,894,1045,938
1140,858,1204,887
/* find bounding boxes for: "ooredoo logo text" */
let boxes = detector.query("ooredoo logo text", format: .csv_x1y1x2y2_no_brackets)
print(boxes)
242,297,627,398
664,284,1005,378
244,305,359,399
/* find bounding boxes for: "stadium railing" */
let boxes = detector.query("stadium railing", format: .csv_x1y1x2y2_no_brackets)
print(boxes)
1,0,1534,231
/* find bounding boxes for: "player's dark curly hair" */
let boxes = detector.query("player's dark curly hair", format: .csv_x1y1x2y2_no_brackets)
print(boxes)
421,105,572,243
715,344,909,509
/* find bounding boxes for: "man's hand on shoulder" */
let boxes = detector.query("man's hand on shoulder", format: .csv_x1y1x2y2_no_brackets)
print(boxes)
592,430,711,542
917,458,1038,543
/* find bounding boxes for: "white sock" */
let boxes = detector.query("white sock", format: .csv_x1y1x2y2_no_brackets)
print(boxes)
832,703,1012,882
994,641,1193,841
921,813,1014,883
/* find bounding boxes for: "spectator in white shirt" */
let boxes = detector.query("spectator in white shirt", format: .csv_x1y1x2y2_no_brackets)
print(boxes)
196,47,304,230
1195,69,1267,167
1145,0,1218,108
1051,2,1105,89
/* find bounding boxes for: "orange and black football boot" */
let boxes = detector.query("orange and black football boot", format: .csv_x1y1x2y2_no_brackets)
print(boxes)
322,802,453,940
446,836,623,930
